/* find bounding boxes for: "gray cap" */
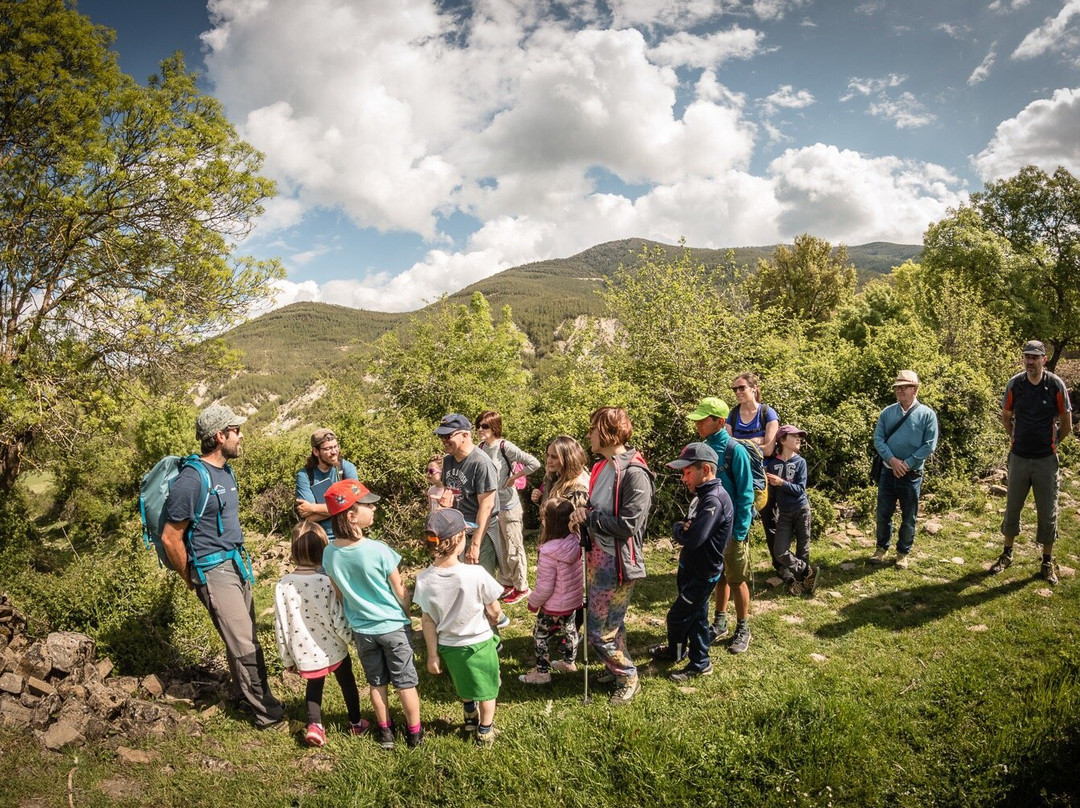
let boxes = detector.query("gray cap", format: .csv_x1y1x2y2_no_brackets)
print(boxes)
1022,339,1046,356
425,508,467,539
195,404,247,441
666,442,720,469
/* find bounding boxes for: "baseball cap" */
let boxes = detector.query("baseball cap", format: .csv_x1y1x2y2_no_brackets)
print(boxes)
434,413,472,436
310,428,338,449
686,397,730,421
893,370,920,387
195,404,246,441
323,480,381,516
776,424,807,440
425,508,467,539
1022,340,1046,356
666,442,720,469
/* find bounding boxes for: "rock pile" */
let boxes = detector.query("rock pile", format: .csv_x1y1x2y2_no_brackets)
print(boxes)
0,596,196,751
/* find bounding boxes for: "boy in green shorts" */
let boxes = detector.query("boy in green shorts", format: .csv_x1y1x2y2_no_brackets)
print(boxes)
413,509,506,746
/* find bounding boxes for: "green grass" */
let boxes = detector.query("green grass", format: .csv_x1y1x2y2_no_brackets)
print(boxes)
1,491,1077,807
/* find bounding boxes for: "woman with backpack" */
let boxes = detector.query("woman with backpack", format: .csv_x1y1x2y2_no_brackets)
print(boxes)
476,410,541,605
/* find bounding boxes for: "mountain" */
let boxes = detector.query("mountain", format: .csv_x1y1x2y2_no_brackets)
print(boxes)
216,238,921,423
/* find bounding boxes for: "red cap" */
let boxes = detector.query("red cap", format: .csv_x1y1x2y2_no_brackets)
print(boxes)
324,480,380,516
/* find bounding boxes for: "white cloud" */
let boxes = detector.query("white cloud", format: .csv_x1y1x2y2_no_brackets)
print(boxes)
973,87,1080,180
769,144,966,244
936,22,970,39
840,74,907,102
647,27,764,68
989,0,1031,10
1012,0,1080,61
762,85,815,116
868,92,935,129
608,0,804,26
855,1,883,15
968,46,997,86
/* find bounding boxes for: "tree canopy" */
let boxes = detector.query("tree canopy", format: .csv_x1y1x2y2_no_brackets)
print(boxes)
0,0,282,489
921,165,1080,369
747,234,857,323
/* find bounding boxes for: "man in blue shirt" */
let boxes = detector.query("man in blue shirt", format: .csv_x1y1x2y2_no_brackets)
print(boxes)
870,370,939,569
296,428,358,539
687,397,755,655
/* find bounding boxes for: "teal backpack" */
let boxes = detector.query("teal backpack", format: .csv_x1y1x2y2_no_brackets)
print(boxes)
139,455,252,583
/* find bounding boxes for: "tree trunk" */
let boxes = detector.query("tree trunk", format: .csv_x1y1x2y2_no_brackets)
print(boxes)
0,430,34,494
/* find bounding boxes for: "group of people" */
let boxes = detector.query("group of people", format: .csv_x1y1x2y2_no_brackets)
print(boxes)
158,339,1072,748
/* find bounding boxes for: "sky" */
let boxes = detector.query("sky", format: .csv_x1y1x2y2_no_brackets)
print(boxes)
78,0,1080,314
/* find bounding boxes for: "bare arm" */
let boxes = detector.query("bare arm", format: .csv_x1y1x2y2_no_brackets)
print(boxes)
761,418,779,457
295,500,330,519
421,613,441,675
1060,411,1073,443
1001,408,1014,434
484,599,504,626
388,568,412,613
161,521,193,589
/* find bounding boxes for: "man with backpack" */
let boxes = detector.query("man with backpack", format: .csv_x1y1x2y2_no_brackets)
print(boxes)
295,428,358,539
162,404,285,730
687,397,755,654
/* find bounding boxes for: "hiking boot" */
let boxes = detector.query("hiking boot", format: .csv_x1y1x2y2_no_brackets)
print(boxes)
802,566,819,595
895,553,910,570
349,719,370,736
304,723,326,747
405,727,425,749
609,675,640,705
989,553,1013,574
787,580,803,595
868,547,888,564
256,718,290,734
551,659,578,673
595,669,615,684
648,643,680,662
710,613,730,645
728,623,751,655
670,663,713,682
502,587,531,605
475,727,499,748
463,704,479,732
1041,561,1059,586
518,668,552,685
376,724,395,750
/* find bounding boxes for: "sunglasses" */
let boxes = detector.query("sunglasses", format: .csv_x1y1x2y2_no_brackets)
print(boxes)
731,384,749,392
477,423,492,430
425,467,441,474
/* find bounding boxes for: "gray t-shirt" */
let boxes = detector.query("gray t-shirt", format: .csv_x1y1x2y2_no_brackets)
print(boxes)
481,439,541,510
165,460,243,560
442,447,498,522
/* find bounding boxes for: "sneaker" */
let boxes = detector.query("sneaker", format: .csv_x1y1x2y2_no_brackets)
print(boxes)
648,643,680,662
376,724,395,750
550,659,578,673
405,727,425,748
788,580,803,595
495,613,511,629
498,585,515,601
609,675,640,705
1041,560,1060,586
463,705,479,732
868,547,888,564
728,623,751,655
895,553,910,570
670,663,713,682
349,719,370,736
710,613,730,645
595,669,615,684
502,587,531,605
802,566,819,595
518,668,552,685
475,727,499,748
989,553,1013,574
304,723,326,747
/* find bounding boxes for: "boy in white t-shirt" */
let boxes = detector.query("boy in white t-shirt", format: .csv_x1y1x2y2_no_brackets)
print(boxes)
413,508,505,747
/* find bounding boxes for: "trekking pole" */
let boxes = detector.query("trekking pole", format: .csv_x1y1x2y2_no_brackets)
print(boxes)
579,520,591,705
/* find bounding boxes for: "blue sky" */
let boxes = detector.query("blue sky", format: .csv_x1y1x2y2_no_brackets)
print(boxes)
78,0,1080,312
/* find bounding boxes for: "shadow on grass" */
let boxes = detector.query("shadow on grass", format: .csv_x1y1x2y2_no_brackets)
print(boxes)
813,569,1033,638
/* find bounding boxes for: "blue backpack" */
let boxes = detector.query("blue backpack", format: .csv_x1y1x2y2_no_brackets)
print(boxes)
139,455,245,580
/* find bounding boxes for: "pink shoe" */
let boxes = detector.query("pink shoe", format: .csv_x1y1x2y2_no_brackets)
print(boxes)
502,587,531,605
349,719,370,735
498,585,515,601
304,723,326,747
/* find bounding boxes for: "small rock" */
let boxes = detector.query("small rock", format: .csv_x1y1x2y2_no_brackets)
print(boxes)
141,674,165,699
827,590,843,599
951,557,965,565
96,658,114,680
766,576,784,588
26,676,55,698
200,704,221,719
923,520,943,535
653,538,674,552
0,672,23,695
1036,588,1053,598
116,746,160,765
45,632,94,675
967,624,989,632
989,485,1008,497
966,531,981,539
41,720,85,751
809,653,828,663
839,562,856,571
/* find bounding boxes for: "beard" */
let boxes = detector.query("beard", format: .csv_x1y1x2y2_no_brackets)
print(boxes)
222,441,241,460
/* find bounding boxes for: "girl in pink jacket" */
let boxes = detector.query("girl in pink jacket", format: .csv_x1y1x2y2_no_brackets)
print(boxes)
519,498,584,684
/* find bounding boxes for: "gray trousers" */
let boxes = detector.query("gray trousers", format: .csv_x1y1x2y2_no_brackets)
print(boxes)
194,561,283,727
477,515,502,579
1001,452,1060,546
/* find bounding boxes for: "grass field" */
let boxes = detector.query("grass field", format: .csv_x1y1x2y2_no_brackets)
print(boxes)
2,483,1079,807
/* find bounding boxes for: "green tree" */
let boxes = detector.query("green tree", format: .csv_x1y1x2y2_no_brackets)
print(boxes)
747,234,857,323
0,0,282,491
921,165,1080,369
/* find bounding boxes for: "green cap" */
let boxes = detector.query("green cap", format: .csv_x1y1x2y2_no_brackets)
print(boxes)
686,397,730,421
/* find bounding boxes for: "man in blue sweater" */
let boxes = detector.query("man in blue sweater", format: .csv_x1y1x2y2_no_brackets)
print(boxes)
687,397,755,655
870,370,939,569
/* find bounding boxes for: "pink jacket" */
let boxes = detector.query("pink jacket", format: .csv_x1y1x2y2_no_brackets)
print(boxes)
528,534,584,616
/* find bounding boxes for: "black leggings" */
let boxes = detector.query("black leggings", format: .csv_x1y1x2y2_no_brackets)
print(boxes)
305,654,362,726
